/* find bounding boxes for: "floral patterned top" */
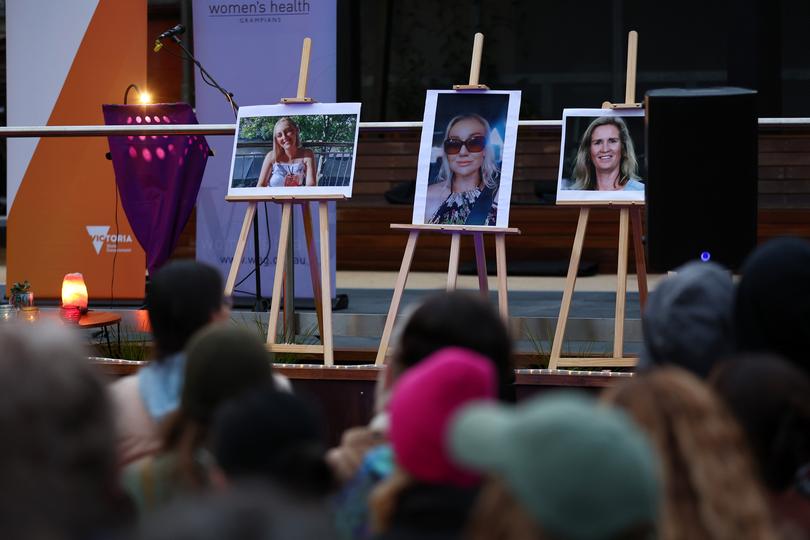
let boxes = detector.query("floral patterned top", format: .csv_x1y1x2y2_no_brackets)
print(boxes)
428,187,497,226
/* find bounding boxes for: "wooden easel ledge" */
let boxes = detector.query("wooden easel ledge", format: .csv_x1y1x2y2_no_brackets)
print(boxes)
281,37,316,103
453,33,490,90
602,31,642,109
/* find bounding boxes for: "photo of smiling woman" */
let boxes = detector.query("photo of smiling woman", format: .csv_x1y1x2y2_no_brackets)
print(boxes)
557,109,645,203
569,116,643,191
256,117,316,188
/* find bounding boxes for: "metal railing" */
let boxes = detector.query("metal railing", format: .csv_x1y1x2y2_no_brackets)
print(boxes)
0,117,806,138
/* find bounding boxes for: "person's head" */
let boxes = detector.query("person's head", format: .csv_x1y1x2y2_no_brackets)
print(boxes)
572,116,639,190
272,116,302,157
371,347,497,532
147,260,227,360
435,113,499,190
734,236,810,374
711,354,810,493
451,392,659,540
0,323,123,538
211,385,334,498
392,291,514,401
604,367,776,540
389,347,496,486
163,324,275,487
639,261,735,378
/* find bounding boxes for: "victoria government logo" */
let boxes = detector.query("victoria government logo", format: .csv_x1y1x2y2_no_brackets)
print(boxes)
86,226,133,255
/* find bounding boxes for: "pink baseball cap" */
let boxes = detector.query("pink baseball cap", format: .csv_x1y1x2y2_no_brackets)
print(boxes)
388,347,497,487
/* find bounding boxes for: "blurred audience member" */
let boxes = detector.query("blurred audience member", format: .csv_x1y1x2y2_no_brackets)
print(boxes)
330,291,512,540
0,323,130,539
211,385,334,498
450,392,659,540
111,260,229,464
639,260,734,377
712,354,810,539
369,347,496,539
604,367,777,540
123,325,275,513
137,485,336,540
735,236,810,374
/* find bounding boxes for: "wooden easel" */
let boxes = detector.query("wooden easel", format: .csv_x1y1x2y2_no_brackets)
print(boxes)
224,38,339,365
548,31,648,370
375,33,521,366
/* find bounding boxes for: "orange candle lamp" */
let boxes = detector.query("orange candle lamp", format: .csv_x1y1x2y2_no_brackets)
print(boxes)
61,273,88,323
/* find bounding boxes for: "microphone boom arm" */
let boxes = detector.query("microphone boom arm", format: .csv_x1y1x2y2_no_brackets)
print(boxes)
166,35,239,117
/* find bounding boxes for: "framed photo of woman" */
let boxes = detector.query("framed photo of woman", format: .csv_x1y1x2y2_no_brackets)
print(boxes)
227,102,361,198
412,90,521,228
556,108,646,204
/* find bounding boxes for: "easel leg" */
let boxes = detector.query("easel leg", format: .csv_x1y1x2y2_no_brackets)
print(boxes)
225,202,257,296
267,204,292,346
446,233,461,291
473,232,488,296
302,202,324,338
630,206,648,310
549,208,590,369
614,208,630,359
495,234,508,320
375,231,419,365
318,202,334,366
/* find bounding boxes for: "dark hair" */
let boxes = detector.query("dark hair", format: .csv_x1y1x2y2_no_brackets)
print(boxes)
212,386,334,497
395,291,514,401
734,237,810,375
0,323,124,538
146,260,224,359
162,325,275,488
711,354,810,492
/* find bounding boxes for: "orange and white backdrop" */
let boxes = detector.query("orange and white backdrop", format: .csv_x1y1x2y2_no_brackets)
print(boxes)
7,0,146,299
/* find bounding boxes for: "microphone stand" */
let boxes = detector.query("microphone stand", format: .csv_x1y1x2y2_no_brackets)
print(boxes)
167,35,269,312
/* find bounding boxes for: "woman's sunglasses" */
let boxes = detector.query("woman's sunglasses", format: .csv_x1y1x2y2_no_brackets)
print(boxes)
443,135,486,155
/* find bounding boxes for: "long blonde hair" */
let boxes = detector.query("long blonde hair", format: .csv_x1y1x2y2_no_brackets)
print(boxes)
433,114,499,191
603,368,777,540
571,116,639,190
271,116,302,161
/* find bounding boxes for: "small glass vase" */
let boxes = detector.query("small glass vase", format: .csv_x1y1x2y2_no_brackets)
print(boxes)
11,291,34,309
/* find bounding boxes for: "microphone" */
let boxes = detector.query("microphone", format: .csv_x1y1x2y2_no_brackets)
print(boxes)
153,24,185,52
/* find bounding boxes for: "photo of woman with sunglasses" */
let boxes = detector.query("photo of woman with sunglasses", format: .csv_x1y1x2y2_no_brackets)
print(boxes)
424,113,500,225
413,90,520,228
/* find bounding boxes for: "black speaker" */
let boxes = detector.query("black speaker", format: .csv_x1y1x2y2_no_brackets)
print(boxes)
645,88,758,272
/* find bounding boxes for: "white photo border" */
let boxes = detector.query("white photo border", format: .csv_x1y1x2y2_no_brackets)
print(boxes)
412,89,522,227
227,102,362,198
556,108,645,204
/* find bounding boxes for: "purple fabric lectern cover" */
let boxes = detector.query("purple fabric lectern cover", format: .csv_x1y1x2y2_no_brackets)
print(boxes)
103,103,209,274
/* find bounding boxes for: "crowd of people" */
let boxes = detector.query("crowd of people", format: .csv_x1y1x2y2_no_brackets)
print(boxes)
1,237,809,540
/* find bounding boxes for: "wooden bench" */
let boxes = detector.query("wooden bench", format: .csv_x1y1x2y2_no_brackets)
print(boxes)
171,126,810,273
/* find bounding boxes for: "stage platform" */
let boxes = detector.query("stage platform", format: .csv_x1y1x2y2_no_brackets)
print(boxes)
69,270,649,445
65,270,657,363
95,360,632,446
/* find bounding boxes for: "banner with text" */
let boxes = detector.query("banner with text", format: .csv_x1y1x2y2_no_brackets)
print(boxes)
192,0,337,299
6,0,146,299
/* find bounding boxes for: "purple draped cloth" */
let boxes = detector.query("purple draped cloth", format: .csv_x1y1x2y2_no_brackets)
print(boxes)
103,103,209,274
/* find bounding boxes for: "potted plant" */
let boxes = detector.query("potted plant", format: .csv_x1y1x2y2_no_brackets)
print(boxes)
10,281,34,309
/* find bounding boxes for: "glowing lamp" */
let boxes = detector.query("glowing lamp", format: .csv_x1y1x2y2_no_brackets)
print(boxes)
62,273,89,313
138,90,152,105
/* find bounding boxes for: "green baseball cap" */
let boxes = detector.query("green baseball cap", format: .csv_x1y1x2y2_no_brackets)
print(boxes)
449,392,660,540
